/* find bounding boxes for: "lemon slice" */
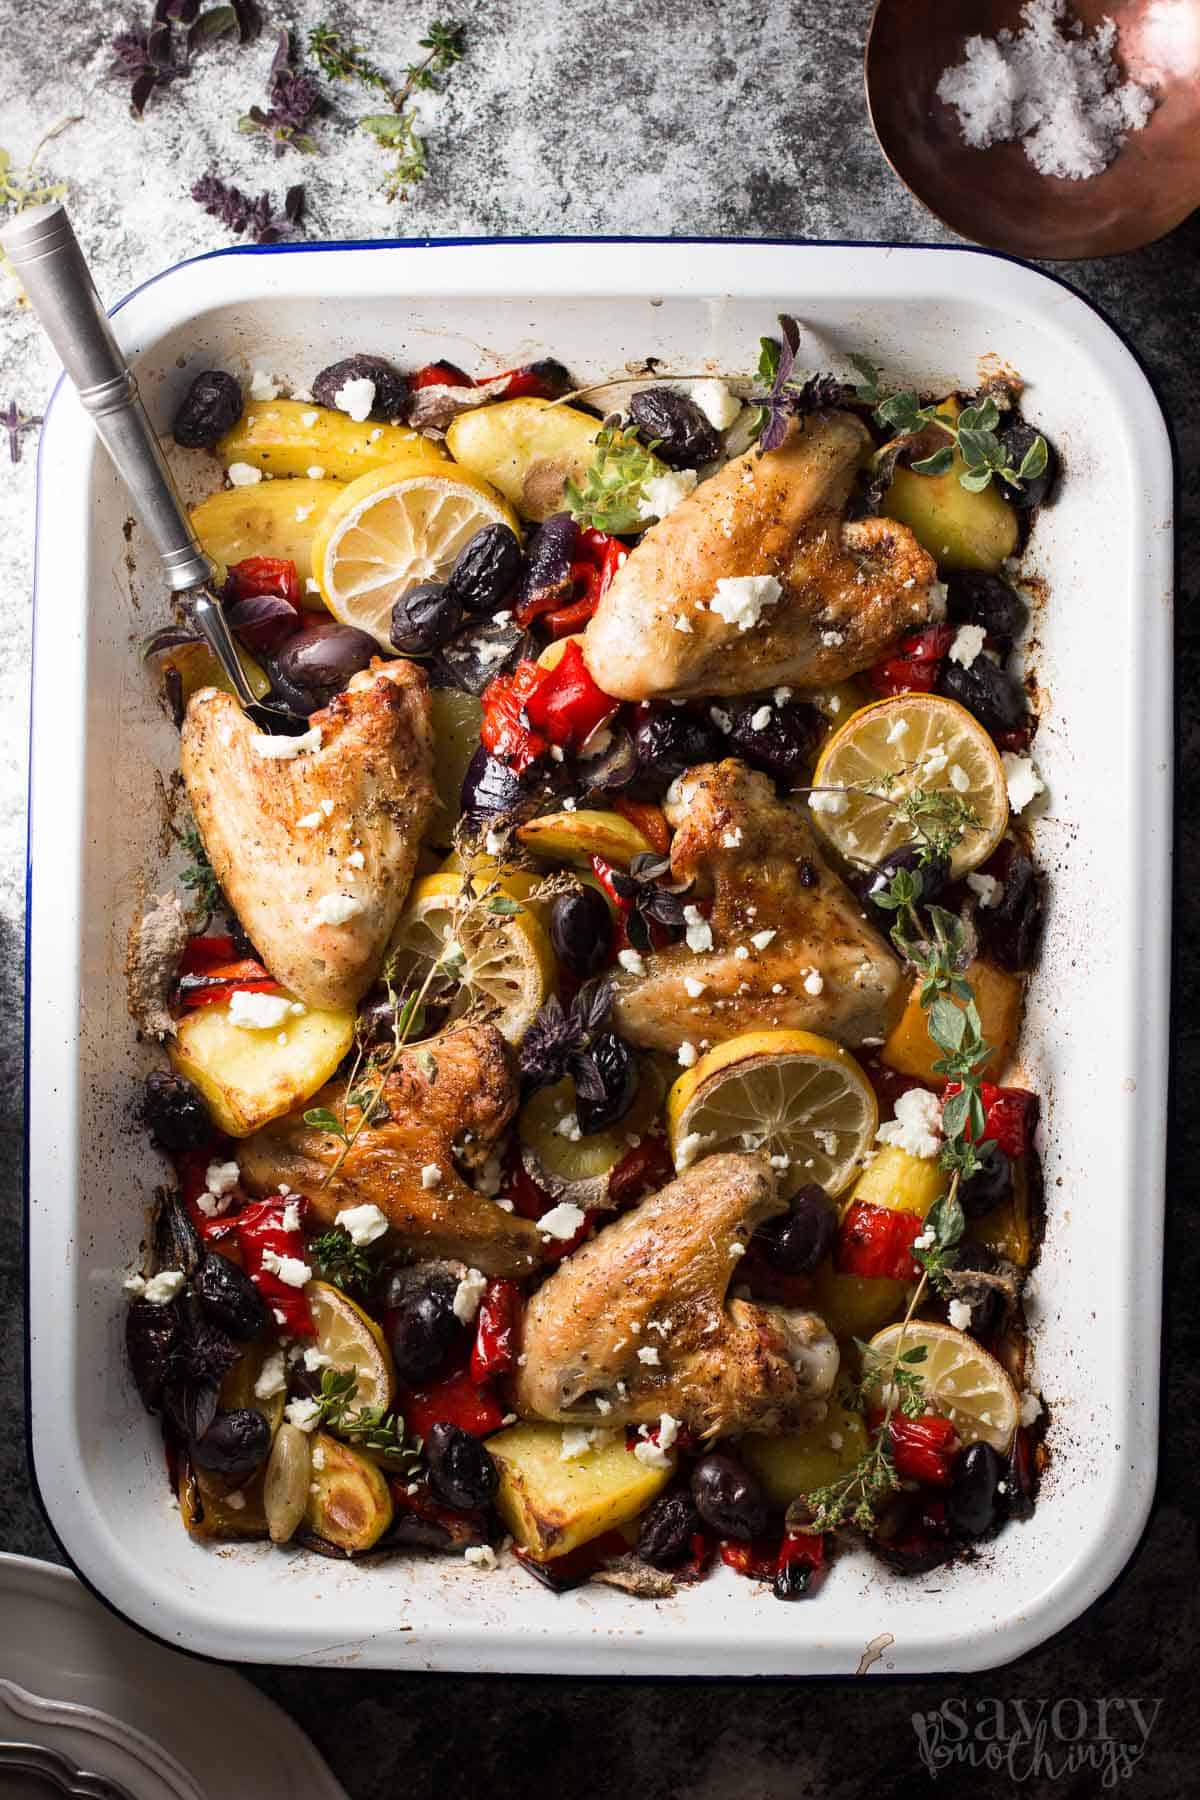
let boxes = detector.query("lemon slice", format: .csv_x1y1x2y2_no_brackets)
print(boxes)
666,1028,878,1198
866,1319,1019,1453
311,459,520,648
307,1280,395,1413
810,694,1007,878
390,871,554,1044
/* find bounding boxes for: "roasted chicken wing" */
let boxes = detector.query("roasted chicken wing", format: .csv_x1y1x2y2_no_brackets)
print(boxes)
237,1022,545,1276
181,659,437,1012
513,1152,838,1437
582,412,937,700
612,758,903,1052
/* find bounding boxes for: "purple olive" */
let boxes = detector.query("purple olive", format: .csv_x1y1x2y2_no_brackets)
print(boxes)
996,419,1057,511
574,1032,639,1134
172,371,242,449
445,524,523,615
936,657,1026,735
191,1407,271,1476
756,1184,835,1274
272,620,378,712
691,1454,768,1540
724,695,823,782
945,571,1028,649
549,888,613,977
629,387,723,469
311,354,409,422
515,513,578,617
632,703,724,788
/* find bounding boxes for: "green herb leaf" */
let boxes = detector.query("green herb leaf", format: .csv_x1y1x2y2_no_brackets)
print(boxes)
1017,435,1049,482
910,446,955,477
415,1048,438,1083
488,895,522,916
303,1107,349,1142
564,422,666,533
848,354,881,403
309,1226,375,1294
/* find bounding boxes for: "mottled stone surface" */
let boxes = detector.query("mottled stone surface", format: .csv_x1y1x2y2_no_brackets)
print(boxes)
1,3,1196,1796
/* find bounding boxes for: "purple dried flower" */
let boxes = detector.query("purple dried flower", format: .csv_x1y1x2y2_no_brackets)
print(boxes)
1,400,43,466
190,173,277,242
238,29,322,155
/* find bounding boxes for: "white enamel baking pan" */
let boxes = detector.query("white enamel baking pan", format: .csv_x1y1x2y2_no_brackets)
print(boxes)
26,240,1172,1675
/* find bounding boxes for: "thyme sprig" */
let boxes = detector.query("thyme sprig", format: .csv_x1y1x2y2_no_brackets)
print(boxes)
309,18,465,200
307,1226,376,1295
564,420,667,534
313,1368,421,1470
874,390,1048,495
173,818,220,918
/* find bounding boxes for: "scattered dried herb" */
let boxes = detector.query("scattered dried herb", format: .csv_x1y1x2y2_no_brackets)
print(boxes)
1,399,42,465
111,1,260,119
309,17,466,199
190,171,304,243
238,28,322,155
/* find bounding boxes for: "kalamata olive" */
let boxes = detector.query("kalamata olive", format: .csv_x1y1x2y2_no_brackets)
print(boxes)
629,387,723,470
858,842,950,918
273,620,379,711
575,1032,639,1135
632,703,724,788
311,353,409,422
549,888,613,978
514,513,578,617
153,1189,204,1281
724,696,823,783
389,581,462,656
459,745,563,834
757,1184,836,1274
978,845,1043,973
193,1251,269,1340
422,1421,499,1509
997,419,1057,512
945,1242,1010,1340
947,1441,1006,1538
385,1266,466,1385
637,1489,701,1567
141,1069,212,1152
691,1453,769,1540
445,523,523,615
959,1147,1013,1220
577,723,641,795
937,657,1026,735
773,1557,816,1601
191,1406,271,1476
172,370,242,449
125,1299,179,1413
437,619,535,696
946,571,1029,649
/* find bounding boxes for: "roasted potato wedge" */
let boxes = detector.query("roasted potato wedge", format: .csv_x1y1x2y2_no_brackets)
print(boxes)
156,638,271,705
882,398,1019,573
445,397,600,522
169,994,355,1137
809,1259,907,1343
190,477,343,597
180,1460,269,1541
303,1432,394,1554
516,807,653,869
489,1421,674,1560
217,399,443,483
881,959,1022,1085
741,1402,870,1507
428,688,485,847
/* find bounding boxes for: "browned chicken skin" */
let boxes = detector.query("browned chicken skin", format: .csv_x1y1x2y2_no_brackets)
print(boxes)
237,1023,546,1276
512,1152,839,1438
582,412,937,700
612,759,903,1053
181,659,437,1012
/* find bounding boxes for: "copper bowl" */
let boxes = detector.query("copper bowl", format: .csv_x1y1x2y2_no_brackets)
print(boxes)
865,0,1200,257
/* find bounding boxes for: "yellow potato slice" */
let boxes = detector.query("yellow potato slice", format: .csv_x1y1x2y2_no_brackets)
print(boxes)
516,808,651,869
189,477,343,595
217,399,444,482
169,994,355,1137
446,397,601,522
489,1420,673,1560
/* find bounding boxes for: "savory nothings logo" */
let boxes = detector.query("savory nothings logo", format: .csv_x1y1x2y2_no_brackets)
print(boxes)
911,1698,1161,1786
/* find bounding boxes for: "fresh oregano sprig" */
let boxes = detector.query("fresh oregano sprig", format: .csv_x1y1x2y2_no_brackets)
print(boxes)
874,390,1048,495
309,18,465,200
564,420,666,533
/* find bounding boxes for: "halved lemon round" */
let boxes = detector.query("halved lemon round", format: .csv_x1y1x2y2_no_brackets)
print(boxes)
390,871,554,1043
307,1279,395,1413
810,694,1007,878
311,459,520,648
666,1028,878,1197
865,1319,1019,1453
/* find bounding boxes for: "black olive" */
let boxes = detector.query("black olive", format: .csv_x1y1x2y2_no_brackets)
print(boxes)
628,387,723,470
637,1489,701,1568
272,620,379,711
857,842,950,920
311,354,409,422
385,1266,466,1385
937,657,1026,735
193,1251,269,1340
445,524,523,616
945,1242,1010,1339
724,696,824,783
575,1033,639,1135
515,513,578,617
125,1299,179,1413
978,846,1043,974
690,1453,769,1541
437,619,535,696
947,1441,1006,1538
422,1421,499,1510
172,370,243,449
549,888,613,978
191,1407,271,1476
390,581,462,656
459,745,563,834
945,571,1029,650
141,1070,212,1152
756,1184,836,1275
773,1558,816,1601
996,419,1057,512
958,1147,1013,1220
632,703,723,789
153,1189,204,1281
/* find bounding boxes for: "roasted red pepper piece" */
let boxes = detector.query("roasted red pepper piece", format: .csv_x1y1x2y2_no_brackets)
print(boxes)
177,1149,241,1242
236,1194,314,1336
613,795,670,855
479,660,551,772
835,1199,922,1281
410,359,474,390
720,1538,779,1581
777,1530,826,1580
499,1152,554,1222
869,623,956,697
402,1363,505,1439
944,1080,1039,1158
179,935,236,975
590,852,632,915
491,359,573,403
608,1134,675,1210
178,958,282,1008
875,1412,960,1487
227,555,301,605
540,1206,599,1264
470,1279,522,1383
523,638,617,752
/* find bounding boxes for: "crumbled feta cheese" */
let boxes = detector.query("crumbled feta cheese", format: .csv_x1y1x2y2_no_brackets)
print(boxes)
709,705,732,734
683,976,707,998
710,573,783,631
284,1398,322,1432
251,725,322,759
254,1350,288,1399
814,1130,839,1156
769,1153,790,1171
617,947,646,976
750,704,772,731
876,1085,944,1160
733,944,750,962
137,1268,185,1305
290,386,314,402
1002,752,1045,813
549,744,565,762
226,461,263,487
299,410,320,428
1020,1389,1043,1427
249,369,280,400
948,763,971,793
640,468,698,522
319,798,335,816
637,1345,661,1366
683,904,713,954
559,1427,596,1461
633,1438,673,1471
296,810,322,829
195,1191,232,1219
947,1298,973,1331
595,1395,613,1415
335,1202,390,1246
475,1155,503,1198
261,1248,312,1288
303,1348,332,1372
464,1544,498,1570
728,1240,746,1258
920,742,950,778
967,872,1002,908
691,377,742,429
333,377,376,421
311,1444,326,1470
228,990,293,1031
672,613,694,634
369,427,383,442
809,789,849,817
927,579,948,621
312,893,365,927
305,578,320,596
950,623,987,669
420,1163,444,1190
555,1112,582,1142
205,1159,240,1196
306,464,326,479
802,968,824,996
579,724,613,760
453,1268,488,1324
280,1200,301,1234
885,716,910,746
346,848,365,870
674,1130,713,1171
750,928,777,951
820,628,845,647
677,1041,698,1068
722,827,743,848
538,1202,586,1241
562,796,577,812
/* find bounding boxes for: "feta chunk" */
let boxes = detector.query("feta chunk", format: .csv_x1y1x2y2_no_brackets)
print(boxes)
618,947,646,976
809,788,849,817
205,1159,240,1196
640,468,698,522
332,376,376,421
226,461,263,487
284,1398,322,1432
683,976,707,997
228,990,293,1031
876,1086,944,1160
335,1202,390,1246
683,904,713,954
966,872,1002,908
538,1201,587,1241
251,725,322,760
710,573,783,631
312,893,365,927
1002,752,1045,814
637,1345,661,1366
677,1041,699,1067
420,1163,443,1190
140,1268,185,1305
453,1268,487,1324
249,368,280,400
254,1350,288,1399
261,1248,312,1288
750,929,777,951
947,1298,973,1331
691,378,741,429
949,623,987,668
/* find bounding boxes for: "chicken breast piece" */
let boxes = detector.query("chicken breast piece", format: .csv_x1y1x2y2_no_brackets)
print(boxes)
513,1152,838,1438
238,1022,545,1277
181,660,437,1011
583,412,937,700
612,759,903,1053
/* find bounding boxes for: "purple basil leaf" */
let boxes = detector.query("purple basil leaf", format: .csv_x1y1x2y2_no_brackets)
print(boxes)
166,0,200,22
256,226,281,244
759,404,790,453
774,314,800,392
142,622,204,659
130,71,158,117
269,26,290,79
284,182,305,222
232,0,262,42
226,593,300,653
190,6,237,52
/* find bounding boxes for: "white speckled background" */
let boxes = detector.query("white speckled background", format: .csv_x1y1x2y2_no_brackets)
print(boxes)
2,4,1197,1796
